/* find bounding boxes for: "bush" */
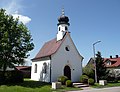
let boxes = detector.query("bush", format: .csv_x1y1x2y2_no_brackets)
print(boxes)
0,75,5,85
58,76,68,85
0,70,23,84
8,70,24,83
66,80,72,87
114,78,118,83
107,76,118,83
80,75,89,83
107,76,114,82
88,78,94,85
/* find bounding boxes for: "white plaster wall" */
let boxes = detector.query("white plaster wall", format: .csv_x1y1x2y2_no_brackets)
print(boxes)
51,34,83,82
58,24,68,32
57,32,64,41
31,59,51,82
57,24,68,41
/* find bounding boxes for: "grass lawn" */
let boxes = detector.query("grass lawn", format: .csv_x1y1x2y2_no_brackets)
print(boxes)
0,78,81,92
92,81,120,88
53,85,81,92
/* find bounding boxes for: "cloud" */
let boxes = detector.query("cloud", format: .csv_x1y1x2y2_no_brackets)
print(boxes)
12,13,31,25
24,58,32,66
3,0,31,24
3,0,22,14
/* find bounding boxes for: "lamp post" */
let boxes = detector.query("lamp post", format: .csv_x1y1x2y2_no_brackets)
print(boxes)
93,40,101,83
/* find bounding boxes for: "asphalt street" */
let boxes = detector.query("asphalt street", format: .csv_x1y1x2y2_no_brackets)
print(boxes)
68,87,120,92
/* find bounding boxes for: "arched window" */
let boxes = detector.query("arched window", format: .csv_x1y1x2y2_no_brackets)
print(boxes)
34,64,37,73
43,62,47,73
65,26,68,30
59,27,60,31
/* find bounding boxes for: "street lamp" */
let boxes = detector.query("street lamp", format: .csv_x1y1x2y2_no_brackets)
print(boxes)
93,40,101,83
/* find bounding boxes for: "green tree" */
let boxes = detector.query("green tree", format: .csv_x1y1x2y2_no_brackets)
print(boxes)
95,51,108,81
83,63,95,79
0,9,34,77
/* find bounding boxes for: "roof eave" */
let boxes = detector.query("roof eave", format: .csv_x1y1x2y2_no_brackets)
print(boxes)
32,55,52,62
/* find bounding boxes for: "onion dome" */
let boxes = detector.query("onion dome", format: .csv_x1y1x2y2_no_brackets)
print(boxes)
57,8,70,26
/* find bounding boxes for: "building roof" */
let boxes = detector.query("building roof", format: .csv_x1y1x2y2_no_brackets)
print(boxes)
104,57,120,68
86,56,120,68
16,66,31,70
32,32,69,61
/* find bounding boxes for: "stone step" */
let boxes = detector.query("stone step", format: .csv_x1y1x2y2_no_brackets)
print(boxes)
73,82,89,88
73,82,84,85
74,84,89,88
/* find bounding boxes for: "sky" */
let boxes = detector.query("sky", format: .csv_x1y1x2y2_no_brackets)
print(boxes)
0,0,120,66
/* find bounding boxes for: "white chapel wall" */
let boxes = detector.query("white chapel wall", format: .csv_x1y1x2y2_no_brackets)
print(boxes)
31,59,51,82
51,35,83,82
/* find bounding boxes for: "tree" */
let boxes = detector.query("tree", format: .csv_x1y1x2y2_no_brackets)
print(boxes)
83,63,95,79
95,51,108,81
0,9,34,77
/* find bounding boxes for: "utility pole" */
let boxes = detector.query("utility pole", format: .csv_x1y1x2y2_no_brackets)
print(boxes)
93,40,101,83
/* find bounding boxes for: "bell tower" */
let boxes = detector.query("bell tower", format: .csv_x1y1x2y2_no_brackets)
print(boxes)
57,8,70,41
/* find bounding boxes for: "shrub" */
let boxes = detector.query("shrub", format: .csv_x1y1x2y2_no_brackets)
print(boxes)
88,78,94,85
9,70,24,83
80,75,89,83
0,70,23,84
66,80,72,87
107,76,118,83
107,76,114,82
58,76,68,85
0,75,5,85
114,78,118,83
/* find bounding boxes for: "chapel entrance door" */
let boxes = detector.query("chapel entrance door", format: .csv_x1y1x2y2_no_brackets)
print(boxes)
64,65,71,80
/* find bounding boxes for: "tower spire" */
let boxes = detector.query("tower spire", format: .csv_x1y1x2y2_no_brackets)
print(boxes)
62,7,65,16
57,8,70,41
57,8,70,26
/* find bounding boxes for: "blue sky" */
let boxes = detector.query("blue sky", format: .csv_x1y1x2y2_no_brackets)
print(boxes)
0,0,120,66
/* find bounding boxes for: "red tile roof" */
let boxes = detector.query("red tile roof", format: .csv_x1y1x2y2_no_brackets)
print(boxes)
16,66,31,70
32,32,69,60
104,57,120,68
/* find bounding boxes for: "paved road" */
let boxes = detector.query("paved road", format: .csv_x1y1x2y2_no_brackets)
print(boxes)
68,87,120,92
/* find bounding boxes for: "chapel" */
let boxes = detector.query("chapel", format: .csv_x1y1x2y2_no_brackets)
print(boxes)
31,9,83,82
